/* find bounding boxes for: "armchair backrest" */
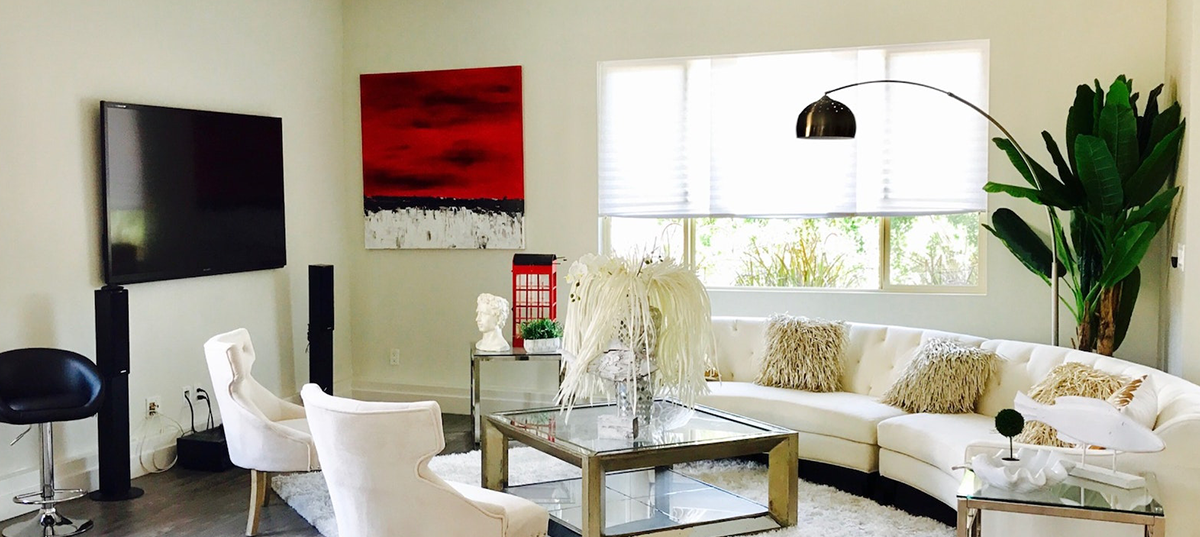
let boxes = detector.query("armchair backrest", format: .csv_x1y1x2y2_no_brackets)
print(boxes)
300,385,510,537
204,328,316,471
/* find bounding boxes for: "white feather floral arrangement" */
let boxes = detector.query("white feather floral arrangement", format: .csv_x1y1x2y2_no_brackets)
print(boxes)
557,253,715,412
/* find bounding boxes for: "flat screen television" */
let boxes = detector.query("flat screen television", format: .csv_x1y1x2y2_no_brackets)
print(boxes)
100,102,286,285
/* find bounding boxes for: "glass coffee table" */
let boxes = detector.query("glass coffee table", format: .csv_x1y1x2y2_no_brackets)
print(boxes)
956,468,1165,536
481,400,798,537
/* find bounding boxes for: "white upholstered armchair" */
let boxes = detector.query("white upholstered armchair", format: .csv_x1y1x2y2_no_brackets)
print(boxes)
300,384,549,537
204,328,319,536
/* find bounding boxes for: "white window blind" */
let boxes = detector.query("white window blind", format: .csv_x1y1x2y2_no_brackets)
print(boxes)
598,41,989,218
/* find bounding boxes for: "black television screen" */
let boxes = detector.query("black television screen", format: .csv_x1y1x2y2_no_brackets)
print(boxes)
101,102,286,285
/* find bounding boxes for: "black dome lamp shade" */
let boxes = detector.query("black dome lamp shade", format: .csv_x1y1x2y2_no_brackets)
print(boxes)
794,78,1062,346
796,95,857,138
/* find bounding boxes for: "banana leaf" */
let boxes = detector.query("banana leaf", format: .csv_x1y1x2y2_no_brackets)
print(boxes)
1097,78,1139,180
991,138,1074,208
1148,103,1181,153
1139,84,1163,154
985,208,1063,281
1066,84,1097,177
1099,222,1155,287
1127,187,1180,229
992,137,1037,188
1125,122,1186,207
1074,135,1124,213
983,182,1044,204
1042,131,1086,202
1113,268,1140,351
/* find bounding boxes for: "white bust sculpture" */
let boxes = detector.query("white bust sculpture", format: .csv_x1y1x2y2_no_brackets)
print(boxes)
475,293,511,352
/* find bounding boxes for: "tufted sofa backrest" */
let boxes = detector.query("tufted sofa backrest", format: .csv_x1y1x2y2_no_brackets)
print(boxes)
978,339,1200,429
710,317,986,396
710,317,767,383
710,316,1197,429
842,322,986,396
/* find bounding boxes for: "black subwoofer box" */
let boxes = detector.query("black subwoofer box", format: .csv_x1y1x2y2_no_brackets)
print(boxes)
176,426,234,472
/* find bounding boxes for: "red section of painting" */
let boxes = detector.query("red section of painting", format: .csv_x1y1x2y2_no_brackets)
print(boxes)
360,66,524,201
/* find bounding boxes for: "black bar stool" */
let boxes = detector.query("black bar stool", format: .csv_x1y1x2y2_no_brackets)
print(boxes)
0,348,103,537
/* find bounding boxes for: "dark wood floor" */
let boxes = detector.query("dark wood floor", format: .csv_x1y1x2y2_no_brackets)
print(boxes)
0,414,476,537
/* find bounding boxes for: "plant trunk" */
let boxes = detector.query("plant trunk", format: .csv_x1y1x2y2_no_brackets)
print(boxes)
1075,303,1097,353
1096,286,1121,356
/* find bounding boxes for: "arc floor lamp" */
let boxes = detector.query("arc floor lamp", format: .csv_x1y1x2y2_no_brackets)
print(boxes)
797,80,1060,346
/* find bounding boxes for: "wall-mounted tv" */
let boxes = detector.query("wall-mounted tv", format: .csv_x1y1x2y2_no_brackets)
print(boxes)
101,102,287,285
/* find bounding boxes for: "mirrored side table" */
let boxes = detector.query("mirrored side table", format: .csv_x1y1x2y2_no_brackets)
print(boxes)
470,345,563,442
956,468,1165,536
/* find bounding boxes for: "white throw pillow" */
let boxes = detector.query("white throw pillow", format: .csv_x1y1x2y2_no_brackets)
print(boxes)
1107,375,1158,430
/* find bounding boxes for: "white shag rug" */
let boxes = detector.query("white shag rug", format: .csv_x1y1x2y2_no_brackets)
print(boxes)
272,447,952,537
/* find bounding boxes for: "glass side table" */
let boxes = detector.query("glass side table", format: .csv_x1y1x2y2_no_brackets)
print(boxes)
470,345,563,442
956,468,1165,536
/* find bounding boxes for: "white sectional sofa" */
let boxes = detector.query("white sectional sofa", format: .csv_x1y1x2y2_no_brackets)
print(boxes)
698,316,1200,535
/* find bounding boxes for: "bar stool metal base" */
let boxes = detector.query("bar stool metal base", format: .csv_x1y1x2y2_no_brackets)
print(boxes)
1,509,92,537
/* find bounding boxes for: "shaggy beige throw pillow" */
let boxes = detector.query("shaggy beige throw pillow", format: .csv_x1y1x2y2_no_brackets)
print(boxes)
1015,362,1129,448
880,338,997,413
754,314,846,392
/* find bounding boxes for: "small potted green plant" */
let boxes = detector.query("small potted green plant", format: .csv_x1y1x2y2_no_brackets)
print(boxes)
520,319,563,353
995,408,1026,461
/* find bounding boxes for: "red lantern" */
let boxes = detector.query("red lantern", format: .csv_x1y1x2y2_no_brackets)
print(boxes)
511,254,559,348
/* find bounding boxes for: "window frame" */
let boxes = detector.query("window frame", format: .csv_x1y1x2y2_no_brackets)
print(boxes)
600,215,987,295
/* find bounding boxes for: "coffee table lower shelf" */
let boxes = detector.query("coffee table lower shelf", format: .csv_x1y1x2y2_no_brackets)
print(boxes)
505,468,781,537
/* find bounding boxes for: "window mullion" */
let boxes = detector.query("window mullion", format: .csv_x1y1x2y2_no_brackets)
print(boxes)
879,217,891,290
684,218,697,271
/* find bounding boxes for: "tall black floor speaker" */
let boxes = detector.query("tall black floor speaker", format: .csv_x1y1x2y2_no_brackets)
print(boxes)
309,265,334,394
91,285,144,501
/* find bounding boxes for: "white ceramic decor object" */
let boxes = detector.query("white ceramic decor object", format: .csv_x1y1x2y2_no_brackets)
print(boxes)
522,337,560,354
1014,392,1165,453
475,293,511,352
968,449,1071,493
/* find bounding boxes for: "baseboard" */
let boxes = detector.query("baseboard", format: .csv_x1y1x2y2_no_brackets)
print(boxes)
352,380,557,415
0,427,196,523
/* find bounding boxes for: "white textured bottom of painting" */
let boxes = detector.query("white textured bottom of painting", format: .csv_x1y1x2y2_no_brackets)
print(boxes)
365,205,524,249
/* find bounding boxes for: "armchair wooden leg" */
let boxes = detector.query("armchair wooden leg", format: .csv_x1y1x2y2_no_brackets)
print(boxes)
247,470,269,536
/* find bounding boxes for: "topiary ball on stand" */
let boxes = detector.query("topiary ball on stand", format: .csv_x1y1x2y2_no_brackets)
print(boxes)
995,408,1025,461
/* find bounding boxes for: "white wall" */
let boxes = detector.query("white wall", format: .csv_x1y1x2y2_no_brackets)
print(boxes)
1166,0,1200,384
342,0,1170,408
0,0,350,520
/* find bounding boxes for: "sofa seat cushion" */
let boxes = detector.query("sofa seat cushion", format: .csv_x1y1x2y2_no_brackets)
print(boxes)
877,413,1005,477
699,381,906,444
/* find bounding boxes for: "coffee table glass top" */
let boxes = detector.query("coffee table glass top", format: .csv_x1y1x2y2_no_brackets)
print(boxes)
957,469,1163,516
489,400,788,457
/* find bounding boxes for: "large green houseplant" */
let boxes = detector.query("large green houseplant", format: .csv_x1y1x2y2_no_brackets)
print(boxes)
985,76,1185,355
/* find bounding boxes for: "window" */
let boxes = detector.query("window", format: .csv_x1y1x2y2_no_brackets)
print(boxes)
599,41,988,291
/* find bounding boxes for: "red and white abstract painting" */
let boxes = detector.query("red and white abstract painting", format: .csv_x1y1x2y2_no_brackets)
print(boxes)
360,66,524,249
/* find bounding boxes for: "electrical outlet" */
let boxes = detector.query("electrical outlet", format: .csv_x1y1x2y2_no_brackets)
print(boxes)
145,396,161,418
389,349,401,366
182,385,192,402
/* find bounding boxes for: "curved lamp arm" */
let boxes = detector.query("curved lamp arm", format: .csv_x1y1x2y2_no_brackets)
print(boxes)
807,79,1060,346
825,80,1033,159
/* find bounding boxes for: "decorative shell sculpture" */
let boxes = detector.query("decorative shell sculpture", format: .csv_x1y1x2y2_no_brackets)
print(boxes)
968,448,1072,493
